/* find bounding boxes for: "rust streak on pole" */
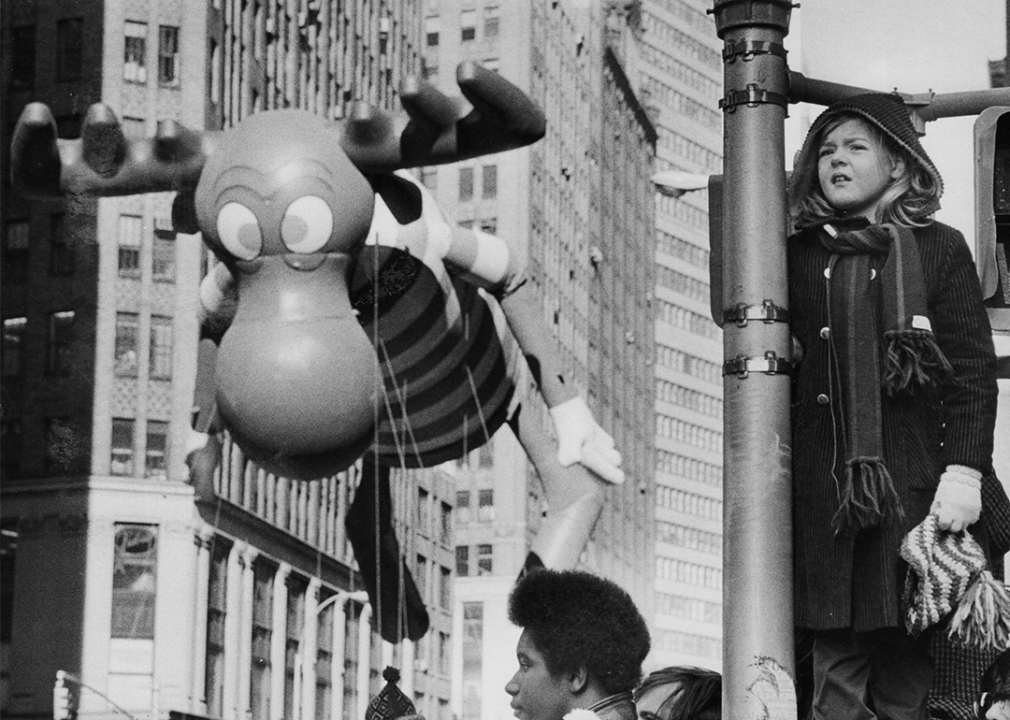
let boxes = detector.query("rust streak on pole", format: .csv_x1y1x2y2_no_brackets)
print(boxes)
712,2,797,718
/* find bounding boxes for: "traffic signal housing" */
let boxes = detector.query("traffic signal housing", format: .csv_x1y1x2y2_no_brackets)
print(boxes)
975,106,1010,335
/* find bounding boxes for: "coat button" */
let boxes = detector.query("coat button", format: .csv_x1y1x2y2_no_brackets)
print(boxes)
823,267,831,279
817,393,830,405
819,326,830,340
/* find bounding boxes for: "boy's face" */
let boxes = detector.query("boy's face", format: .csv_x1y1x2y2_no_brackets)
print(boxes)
505,629,575,720
817,117,903,222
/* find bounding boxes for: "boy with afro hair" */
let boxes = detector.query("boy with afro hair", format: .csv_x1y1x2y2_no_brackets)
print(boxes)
505,569,651,720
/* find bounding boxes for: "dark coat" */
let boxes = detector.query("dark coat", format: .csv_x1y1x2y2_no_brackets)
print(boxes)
788,220,999,632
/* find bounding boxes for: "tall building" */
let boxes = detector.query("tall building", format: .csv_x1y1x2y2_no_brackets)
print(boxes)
418,3,657,719
0,3,460,720
639,0,724,670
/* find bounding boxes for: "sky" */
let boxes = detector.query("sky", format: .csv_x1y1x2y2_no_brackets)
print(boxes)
784,0,1006,247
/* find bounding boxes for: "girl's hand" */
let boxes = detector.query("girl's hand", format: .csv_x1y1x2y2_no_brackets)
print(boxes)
930,465,982,532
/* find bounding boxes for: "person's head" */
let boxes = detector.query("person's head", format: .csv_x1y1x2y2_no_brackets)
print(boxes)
634,667,721,720
789,93,943,229
505,569,650,720
978,650,1010,719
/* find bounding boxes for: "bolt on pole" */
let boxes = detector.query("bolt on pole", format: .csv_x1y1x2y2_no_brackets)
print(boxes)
711,2,797,718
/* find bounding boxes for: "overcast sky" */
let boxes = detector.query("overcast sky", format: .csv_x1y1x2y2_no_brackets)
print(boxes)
783,0,1007,247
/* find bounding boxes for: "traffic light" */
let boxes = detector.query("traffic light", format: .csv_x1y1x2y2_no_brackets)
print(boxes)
975,106,1010,335
53,671,76,720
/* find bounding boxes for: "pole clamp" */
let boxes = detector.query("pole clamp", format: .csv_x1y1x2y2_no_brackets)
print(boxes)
722,39,787,63
720,83,789,112
722,299,789,327
724,351,793,378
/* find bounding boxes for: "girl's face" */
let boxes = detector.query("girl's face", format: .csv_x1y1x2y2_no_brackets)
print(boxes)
817,117,904,221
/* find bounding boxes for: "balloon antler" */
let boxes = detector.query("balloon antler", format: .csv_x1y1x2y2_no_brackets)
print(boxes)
11,102,219,200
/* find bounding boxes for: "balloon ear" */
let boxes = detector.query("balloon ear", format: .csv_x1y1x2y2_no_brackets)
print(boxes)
172,189,200,234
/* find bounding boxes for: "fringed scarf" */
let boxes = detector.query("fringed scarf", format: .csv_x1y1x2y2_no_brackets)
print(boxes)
818,220,953,533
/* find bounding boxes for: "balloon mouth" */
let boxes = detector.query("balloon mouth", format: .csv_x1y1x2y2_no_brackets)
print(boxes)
284,253,327,271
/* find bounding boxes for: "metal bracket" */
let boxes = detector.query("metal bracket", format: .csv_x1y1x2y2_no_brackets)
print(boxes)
720,83,789,112
722,39,787,63
724,351,793,378
722,299,789,327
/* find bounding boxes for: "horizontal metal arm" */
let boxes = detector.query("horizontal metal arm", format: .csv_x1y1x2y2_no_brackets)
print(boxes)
788,70,1010,125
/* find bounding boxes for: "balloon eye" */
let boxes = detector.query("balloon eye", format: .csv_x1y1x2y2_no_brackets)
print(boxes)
216,202,262,260
282,196,333,254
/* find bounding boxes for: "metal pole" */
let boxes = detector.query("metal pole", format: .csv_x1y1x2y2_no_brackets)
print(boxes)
711,2,797,718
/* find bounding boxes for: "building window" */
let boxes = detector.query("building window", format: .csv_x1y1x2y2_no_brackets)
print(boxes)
115,313,139,376
483,6,499,39
2,318,27,378
284,577,307,720
440,502,452,545
439,631,451,675
47,311,75,375
250,562,275,720
3,220,30,284
455,546,469,577
477,489,494,521
425,16,440,46
56,18,83,82
481,165,497,200
146,420,168,478
2,420,23,476
111,524,157,638
124,21,147,83
206,540,229,719
150,315,173,379
153,233,175,281
49,214,74,276
478,218,497,235
11,25,36,90
111,418,135,475
118,215,143,277
417,487,431,536
461,602,483,720
476,543,492,576
315,590,335,720
482,57,499,72
459,167,474,201
439,566,451,610
46,418,77,473
158,26,179,85
210,39,221,102
460,9,476,41
416,555,428,601
455,490,470,523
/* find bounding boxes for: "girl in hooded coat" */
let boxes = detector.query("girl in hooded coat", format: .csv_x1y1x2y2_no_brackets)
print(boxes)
787,93,999,719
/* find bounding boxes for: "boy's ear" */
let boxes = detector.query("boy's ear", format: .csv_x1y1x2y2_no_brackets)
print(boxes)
890,157,906,179
568,666,590,694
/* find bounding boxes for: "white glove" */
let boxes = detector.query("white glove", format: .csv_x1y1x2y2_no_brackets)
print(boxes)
931,464,982,533
549,396,624,485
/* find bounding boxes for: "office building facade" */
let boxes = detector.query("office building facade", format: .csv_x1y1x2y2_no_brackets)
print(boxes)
0,3,460,720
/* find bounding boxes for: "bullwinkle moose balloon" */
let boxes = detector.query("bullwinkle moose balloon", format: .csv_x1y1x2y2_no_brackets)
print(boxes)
11,64,625,639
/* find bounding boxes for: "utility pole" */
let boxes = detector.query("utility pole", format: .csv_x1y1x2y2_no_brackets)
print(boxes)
711,2,797,718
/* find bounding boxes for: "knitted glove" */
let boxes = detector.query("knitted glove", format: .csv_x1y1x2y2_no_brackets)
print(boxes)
931,465,982,533
549,396,624,485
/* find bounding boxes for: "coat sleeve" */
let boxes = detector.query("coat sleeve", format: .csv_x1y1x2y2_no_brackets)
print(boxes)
929,225,999,472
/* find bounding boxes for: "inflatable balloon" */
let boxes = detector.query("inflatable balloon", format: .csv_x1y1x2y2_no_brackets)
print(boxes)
11,63,626,641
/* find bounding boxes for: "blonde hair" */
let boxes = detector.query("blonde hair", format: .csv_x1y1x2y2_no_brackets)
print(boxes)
789,113,941,230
